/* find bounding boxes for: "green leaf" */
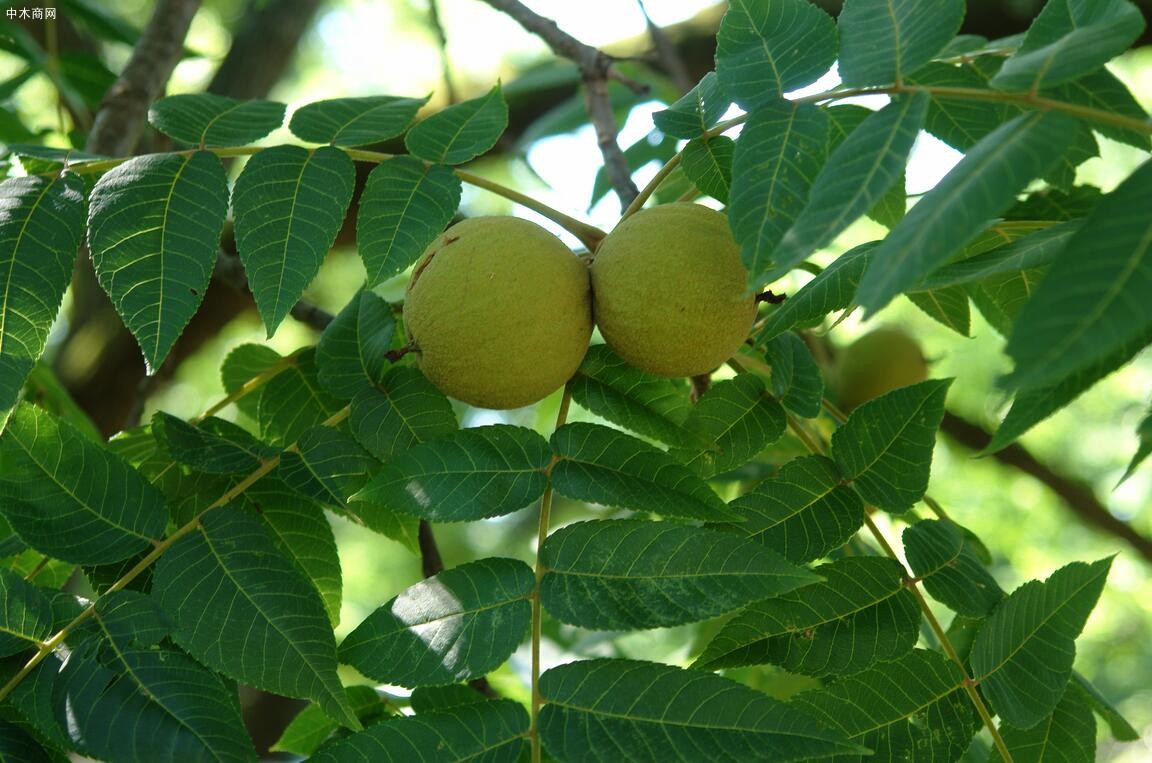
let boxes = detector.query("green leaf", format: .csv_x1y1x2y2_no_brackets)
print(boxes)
590,131,678,208
154,509,358,729
316,290,396,399
985,325,1152,452
903,519,1004,616
55,640,257,762
1003,160,1152,391
233,145,355,335
0,719,56,762
88,151,229,372
831,379,951,513
754,243,875,346
288,95,428,146
152,412,267,475
692,556,919,676
906,286,971,336
673,374,786,476
540,519,817,630
220,343,285,419
838,0,965,86
549,422,736,522
969,268,1048,338
278,426,374,508
762,331,825,419
339,557,532,687
272,686,390,756
0,567,53,657
405,85,508,165
715,0,838,109
93,590,172,650
729,101,828,285
0,174,85,416
998,685,1095,763
652,71,729,139
353,425,550,522
790,649,975,761
680,135,734,204
1047,67,1151,150
410,684,488,713
1118,407,1152,485
722,454,865,564
347,367,457,462
970,557,1112,728
246,479,344,627
311,699,528,762
914,220,1075,291
355,156,462,287
567,344,697,449
905,60,1017,151
148,93,285,146
1068,671,1140,742
990,0,1146,91
855,111,1077,314
4,652,73,757
0,404,167,564
539,659,864,762
770,94,926,278
258,348,343,446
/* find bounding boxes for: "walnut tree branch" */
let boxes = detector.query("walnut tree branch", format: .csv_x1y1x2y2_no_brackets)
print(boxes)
478,0,642,209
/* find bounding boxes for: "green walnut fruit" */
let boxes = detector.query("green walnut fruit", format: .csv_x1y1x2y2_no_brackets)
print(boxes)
834,327,929,412
404,216,593,409
590,203,756,377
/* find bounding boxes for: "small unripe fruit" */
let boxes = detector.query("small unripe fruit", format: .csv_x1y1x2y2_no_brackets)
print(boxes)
590,203,756,377
404,216,593,409
834,327,928,411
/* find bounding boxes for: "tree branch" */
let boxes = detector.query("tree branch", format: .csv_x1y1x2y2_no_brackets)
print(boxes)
479,0,642,209
86,0,201,156
207,0,324,99
941,411,1152,564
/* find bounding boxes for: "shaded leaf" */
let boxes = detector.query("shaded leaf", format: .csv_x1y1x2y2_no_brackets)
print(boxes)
1068,671,1140,742
914,220,1075,291
356,156,461,287
903,519,1004,616
681,135,734,204
340,557,532,687
672,374,786,476
272,686,391,756
278,426,374,508
549,422,735,522
729,101,828,285
405,85,508,165
693,556,919,676
0,404,166,564
316,290,396,399
540,519,817,630
715,0,838,109
906,286,971,336
353,425,550,522
1118,407,1152,485
220,343,285,419
258,348,343,446
652,71,729,139
838,0,966,86
539,659,864,762
0,567,53,658
0,173,86,415
723,454,865,564
152,412,267,475
831,379,952,512
311,700,528,763
149,93,285,146
1047,67,1151,150
88,151,228,372
855,111,1076,314
93,590,172,650
997,685,1095,763
762,331,824,418
289,95,427,146
233,145,355,335
1003,160,1152,391
347,367,457,462
567,344,696,449
154,510,358,728
970,557,1112,728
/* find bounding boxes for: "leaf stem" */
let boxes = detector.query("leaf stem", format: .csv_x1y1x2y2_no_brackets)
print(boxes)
0,406,350,703
530,386,572,763
619,151,684,222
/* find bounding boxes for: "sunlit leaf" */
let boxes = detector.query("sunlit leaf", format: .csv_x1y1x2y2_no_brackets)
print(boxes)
680,135,733,204
652,71,729,139
339,557,532,687
272,686,392,757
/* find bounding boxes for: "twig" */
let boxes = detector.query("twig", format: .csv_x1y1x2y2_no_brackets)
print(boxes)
479,0,642,209
635,0,693,93
85,0,202,156
940,411,1152,564
426,0,459,103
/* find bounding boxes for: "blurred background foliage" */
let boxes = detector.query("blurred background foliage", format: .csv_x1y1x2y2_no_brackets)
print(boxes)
1,0,1150,758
